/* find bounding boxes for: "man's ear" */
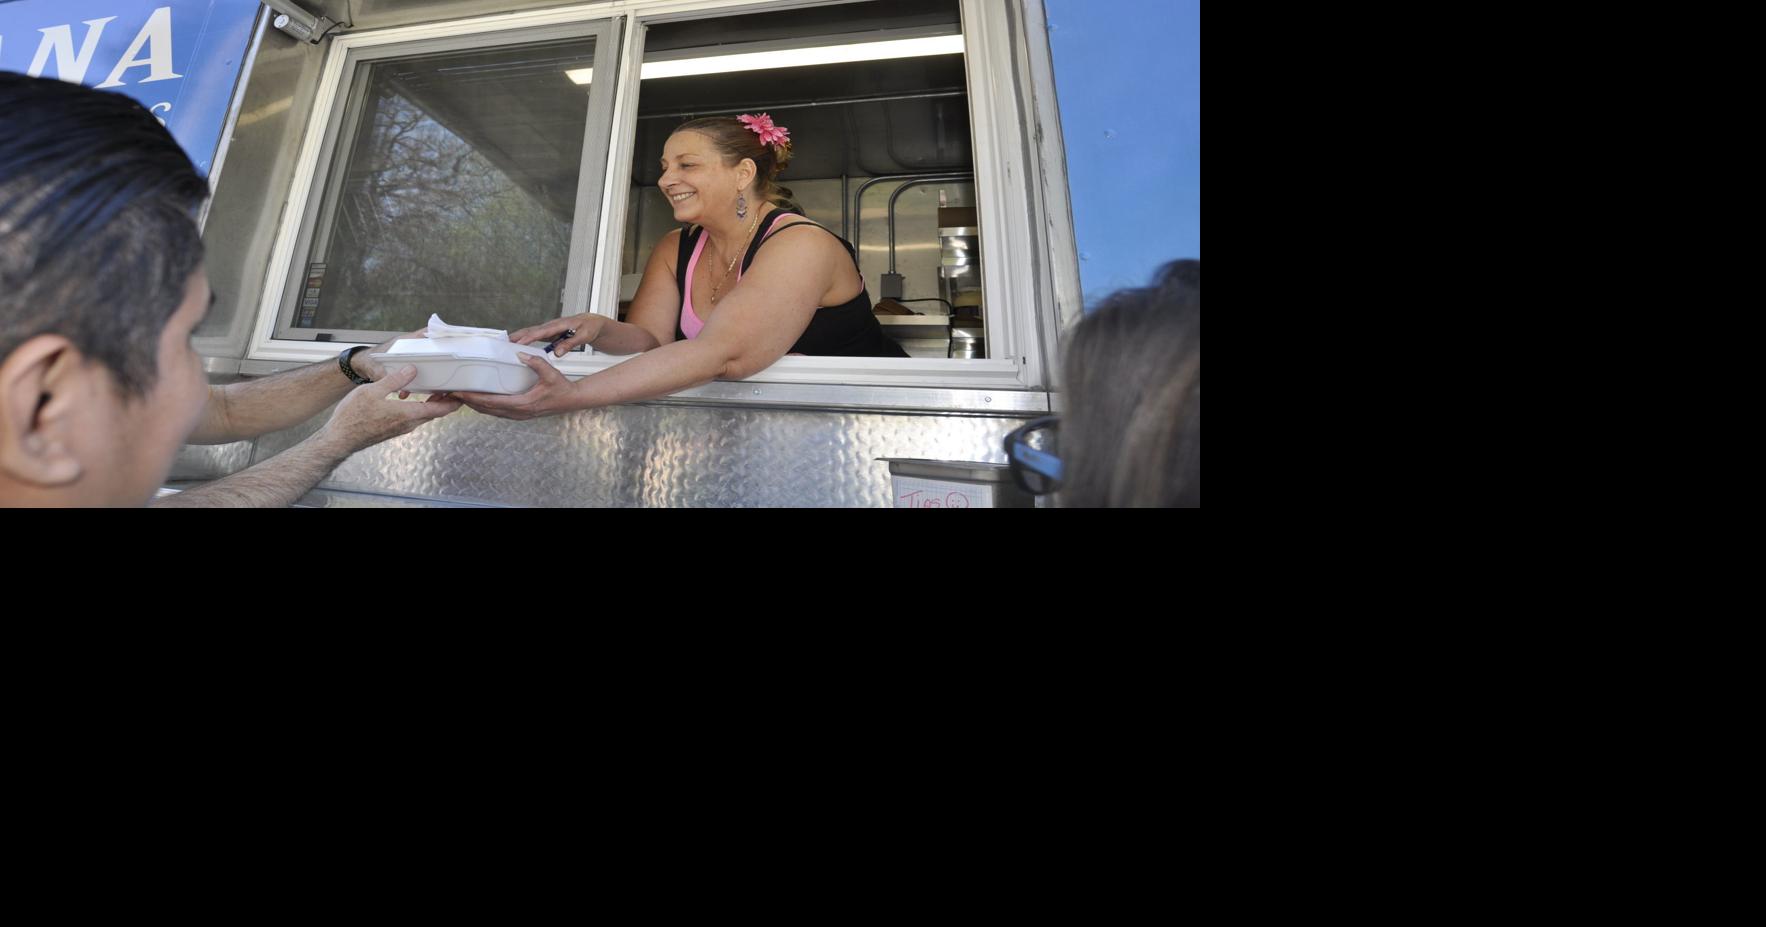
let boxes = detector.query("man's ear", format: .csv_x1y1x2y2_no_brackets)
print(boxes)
0,335,90,487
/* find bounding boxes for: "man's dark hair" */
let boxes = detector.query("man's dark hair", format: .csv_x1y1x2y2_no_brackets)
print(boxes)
0,72,209,396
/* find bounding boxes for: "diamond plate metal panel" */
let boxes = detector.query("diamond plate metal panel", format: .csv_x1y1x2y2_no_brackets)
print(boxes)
185,400,1030,506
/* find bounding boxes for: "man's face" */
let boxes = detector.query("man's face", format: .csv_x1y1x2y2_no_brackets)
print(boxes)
95,270,211,505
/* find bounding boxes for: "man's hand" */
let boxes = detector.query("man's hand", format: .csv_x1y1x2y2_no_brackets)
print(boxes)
318,365,461,455
352,329,428,381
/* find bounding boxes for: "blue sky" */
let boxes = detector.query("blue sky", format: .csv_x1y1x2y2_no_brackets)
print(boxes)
1043,0,1200,306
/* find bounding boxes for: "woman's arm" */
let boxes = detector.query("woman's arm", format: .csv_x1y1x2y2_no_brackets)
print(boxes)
455,227,843,419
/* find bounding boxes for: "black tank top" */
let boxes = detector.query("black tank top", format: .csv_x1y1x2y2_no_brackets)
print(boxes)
674,208,909,358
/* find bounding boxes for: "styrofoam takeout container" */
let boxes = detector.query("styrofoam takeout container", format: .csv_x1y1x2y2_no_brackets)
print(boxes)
368,335,557,395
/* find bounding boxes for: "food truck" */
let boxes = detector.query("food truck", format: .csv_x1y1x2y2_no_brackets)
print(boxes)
0,0,1199,506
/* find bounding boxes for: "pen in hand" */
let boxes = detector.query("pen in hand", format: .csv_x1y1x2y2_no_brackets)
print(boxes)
542,329,577,356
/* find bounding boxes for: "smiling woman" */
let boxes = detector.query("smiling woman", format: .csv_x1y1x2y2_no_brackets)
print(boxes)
510,114,908,359
453,112,909,420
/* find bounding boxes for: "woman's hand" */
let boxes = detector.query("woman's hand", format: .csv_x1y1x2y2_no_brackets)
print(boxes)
453,353,585,421
509,314,607,356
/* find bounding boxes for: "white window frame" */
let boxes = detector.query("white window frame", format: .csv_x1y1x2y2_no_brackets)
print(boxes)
246,0,1073,411
247,8,622,353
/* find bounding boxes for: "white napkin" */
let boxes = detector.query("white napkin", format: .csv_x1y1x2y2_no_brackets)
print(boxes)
377,314,551,365
424,314,508,339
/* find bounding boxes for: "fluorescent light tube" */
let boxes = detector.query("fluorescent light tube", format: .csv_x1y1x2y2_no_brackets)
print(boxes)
566,34,964,85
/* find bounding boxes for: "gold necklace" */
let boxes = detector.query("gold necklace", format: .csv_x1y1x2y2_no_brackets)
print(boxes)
708,211,763,305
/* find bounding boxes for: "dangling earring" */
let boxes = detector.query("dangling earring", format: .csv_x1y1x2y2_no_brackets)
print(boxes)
736,192,748,220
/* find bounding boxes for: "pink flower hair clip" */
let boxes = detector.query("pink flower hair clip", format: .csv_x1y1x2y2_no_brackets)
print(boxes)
738,113,791,150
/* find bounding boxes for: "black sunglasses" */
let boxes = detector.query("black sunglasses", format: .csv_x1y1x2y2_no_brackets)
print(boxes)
1004,416,1062,495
